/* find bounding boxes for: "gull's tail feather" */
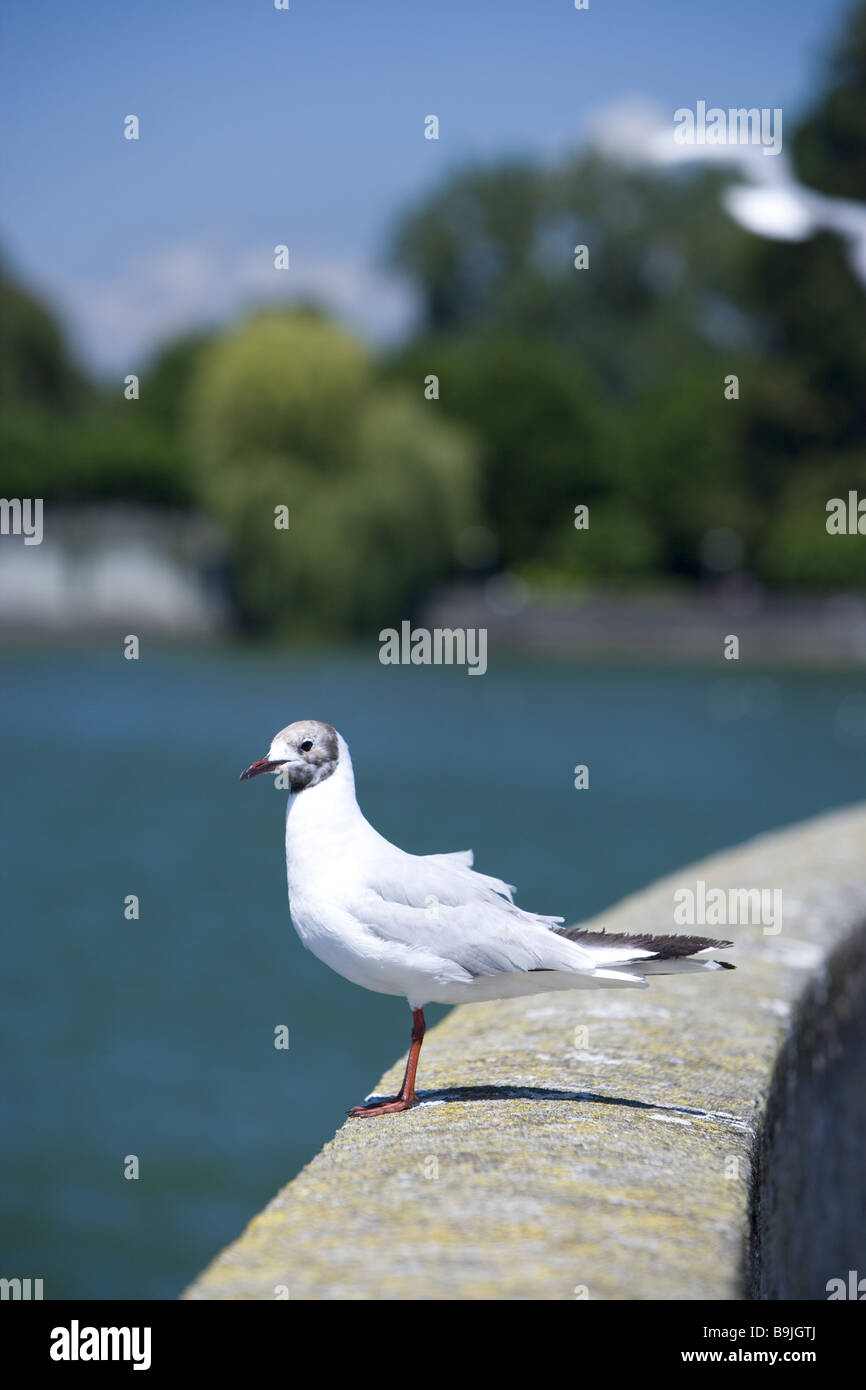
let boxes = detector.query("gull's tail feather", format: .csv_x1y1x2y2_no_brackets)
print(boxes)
556,927,736,976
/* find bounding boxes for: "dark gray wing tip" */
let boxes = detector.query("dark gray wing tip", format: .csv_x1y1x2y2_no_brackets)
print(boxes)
556,927,735,957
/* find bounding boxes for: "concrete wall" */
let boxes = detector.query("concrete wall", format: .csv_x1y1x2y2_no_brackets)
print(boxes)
184,804,866,1300
749,913,866,1298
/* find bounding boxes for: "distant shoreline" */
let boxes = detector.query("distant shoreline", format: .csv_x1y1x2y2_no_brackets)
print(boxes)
4,514,866,673
421,581,866,670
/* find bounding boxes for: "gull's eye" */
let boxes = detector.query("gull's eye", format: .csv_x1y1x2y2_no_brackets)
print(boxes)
300,739,314,752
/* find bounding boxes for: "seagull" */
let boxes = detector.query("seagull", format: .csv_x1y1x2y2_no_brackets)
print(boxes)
594,99,866,286
241,720,735,1118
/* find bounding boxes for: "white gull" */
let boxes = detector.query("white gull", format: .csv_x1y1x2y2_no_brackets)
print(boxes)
241,720,734,1117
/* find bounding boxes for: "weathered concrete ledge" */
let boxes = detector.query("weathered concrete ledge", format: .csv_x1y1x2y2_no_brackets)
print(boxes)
184,804,866,1300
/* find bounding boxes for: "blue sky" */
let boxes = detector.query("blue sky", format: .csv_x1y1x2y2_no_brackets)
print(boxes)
0,0,853,373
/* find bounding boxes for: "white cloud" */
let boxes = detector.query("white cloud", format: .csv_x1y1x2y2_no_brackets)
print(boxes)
38,244,418,375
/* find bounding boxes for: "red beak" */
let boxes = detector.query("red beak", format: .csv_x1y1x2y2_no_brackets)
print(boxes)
239,757,284,781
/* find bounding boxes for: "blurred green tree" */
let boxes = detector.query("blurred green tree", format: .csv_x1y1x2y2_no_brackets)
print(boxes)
0,255,84,411
387,1,866,594
794,0,866,200
385,335,609,571
189,310,478,635
390,155,753,397
388,156,756,586
0,253,197,505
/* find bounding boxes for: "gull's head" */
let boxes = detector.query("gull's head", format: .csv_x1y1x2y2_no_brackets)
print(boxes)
240,720,341,792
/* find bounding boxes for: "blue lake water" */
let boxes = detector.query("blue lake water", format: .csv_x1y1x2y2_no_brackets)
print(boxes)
1,643,864,1298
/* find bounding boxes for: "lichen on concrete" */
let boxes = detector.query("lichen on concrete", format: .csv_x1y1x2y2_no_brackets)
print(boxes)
183,803,866,1300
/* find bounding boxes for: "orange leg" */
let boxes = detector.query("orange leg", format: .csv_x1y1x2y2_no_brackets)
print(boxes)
348,1008,426,1118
